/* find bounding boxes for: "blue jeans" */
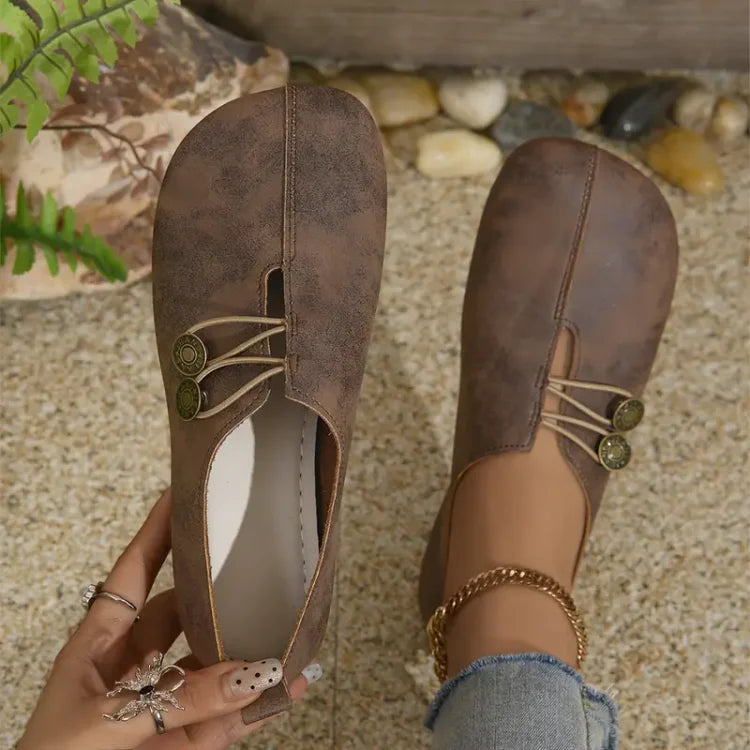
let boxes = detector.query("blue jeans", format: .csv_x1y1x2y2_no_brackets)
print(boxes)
427,654,618,750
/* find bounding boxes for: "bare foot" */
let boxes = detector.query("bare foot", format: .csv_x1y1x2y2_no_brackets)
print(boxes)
444,330,587,675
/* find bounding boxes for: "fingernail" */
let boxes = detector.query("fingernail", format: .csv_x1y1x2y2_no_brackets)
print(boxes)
226,658,282,698
302,663,323,685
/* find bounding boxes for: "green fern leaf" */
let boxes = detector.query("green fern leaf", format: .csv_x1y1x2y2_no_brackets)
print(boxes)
14,181,30,226
12,238,34,273
26,96,49,137
0,182,127,282
39,192,60,275
0,0,179,141
59,206,79,270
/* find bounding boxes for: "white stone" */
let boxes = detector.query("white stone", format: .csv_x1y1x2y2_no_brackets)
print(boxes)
326,76,373,114
416,129,501,179
673,88,716,133
360,74,439,127
438,76,508,130
710,96,749,142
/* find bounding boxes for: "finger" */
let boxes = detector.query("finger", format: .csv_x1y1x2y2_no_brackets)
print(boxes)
130,589,181,658
174,654,202,671
134,666,321,750
97,656,283,747
83,490,172,643
163,672,313,750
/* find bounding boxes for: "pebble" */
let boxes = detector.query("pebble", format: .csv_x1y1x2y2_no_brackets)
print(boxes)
310,58,347,77
326,76,373,113
600,79,684,140
646,128,724,195
387,115,457,165
560,80,610,127
521,70,575,105
490,99,575,151
416,129,501,178
437,76,508,130
360,73,439,127
672,87,717,133
709,96,749,142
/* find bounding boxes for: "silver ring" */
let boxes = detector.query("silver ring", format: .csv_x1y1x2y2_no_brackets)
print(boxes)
151,707,166,734
103,653,186,728
81,582,137,612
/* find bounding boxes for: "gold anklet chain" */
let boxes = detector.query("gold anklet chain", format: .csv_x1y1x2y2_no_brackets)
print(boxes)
426,566,588,683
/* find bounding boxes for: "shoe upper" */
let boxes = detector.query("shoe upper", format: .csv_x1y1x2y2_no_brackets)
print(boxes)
455,138,678,513
152,85,386,722
421,138,678,620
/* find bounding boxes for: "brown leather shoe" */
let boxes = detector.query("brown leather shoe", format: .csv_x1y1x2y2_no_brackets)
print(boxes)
152,85,386,723
419,137,678,624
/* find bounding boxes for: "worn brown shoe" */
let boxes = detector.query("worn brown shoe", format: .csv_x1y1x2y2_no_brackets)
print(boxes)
419,138,678,655
152,85,386,722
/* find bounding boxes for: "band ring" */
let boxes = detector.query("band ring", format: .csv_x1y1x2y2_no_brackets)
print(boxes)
81,582,138,612
151,707,166,734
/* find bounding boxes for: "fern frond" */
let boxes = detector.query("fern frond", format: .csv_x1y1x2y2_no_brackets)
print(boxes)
0,0,178,140
0,181,127,281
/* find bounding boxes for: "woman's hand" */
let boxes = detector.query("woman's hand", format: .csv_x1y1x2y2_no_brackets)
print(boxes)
19,490,316,749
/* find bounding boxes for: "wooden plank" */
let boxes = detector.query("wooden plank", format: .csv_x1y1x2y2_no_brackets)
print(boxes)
186,0,749,70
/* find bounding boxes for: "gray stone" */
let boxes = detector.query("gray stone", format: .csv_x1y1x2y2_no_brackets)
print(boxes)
490,99,576,151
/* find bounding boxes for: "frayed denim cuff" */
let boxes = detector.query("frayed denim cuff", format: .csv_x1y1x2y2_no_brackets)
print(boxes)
426,652,618,750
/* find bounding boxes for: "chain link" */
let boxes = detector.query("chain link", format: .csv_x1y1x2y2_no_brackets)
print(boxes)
426,566,588,682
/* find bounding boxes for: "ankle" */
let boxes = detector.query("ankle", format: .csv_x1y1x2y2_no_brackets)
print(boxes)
441,440,587,677
444,450,586,594
445,582,580,676
440,330,587,677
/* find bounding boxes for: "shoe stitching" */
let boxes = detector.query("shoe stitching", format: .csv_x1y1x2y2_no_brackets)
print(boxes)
558,316,593,498
469,148,599,457
280,85,345,669
299,409,309,592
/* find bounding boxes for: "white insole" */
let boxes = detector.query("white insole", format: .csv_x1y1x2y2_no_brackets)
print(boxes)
207,380,320,661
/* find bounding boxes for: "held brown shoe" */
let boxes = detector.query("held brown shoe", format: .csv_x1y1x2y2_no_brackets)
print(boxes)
152,85,386,722
419,138,678,677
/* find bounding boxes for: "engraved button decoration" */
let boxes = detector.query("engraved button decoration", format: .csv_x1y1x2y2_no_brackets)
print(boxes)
170,316,287,422
612,397,645,432
597,433,632,471
176,378,202,421
172,333,207,376
541,376,646,470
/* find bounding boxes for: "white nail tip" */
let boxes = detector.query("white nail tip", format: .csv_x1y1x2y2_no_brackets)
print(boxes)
302,663,324,685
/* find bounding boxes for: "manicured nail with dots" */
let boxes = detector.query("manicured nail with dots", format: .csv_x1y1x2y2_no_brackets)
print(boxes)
226,658,282,698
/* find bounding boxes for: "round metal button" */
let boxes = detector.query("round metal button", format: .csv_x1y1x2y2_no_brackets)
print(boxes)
612,397,644,432
598,433,631,471
176,378,202,421
172,333,207,376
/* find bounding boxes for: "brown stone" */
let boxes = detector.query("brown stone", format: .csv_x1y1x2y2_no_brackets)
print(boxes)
559,80,609,127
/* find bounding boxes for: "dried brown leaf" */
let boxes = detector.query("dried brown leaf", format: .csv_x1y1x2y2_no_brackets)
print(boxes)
117,121,146,141
140,132,171,152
